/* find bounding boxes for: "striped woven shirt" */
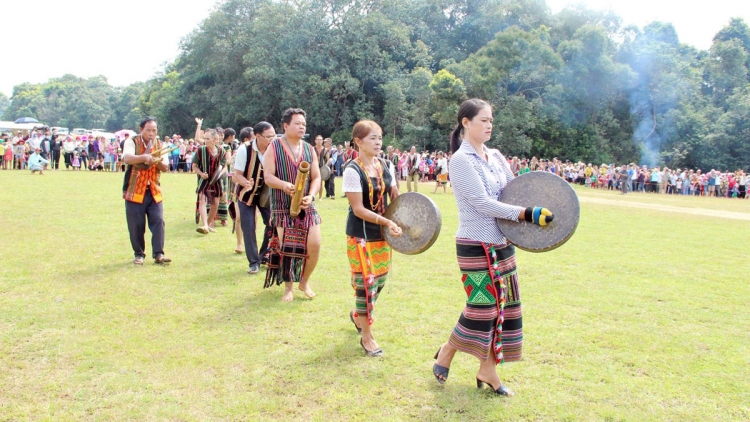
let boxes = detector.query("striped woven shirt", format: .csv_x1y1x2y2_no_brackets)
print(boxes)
449,140,524,245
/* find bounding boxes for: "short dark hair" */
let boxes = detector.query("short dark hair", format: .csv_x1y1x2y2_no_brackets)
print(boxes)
282,108,306,125
223,128,236,140
139,116,157,129
253,121,273,136
239,127,254,142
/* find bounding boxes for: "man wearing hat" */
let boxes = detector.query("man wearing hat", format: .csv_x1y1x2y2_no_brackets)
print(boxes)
28,147,50,175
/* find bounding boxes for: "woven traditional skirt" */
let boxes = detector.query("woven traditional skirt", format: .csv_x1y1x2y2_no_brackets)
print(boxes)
449,238,522,364
347,237,391,325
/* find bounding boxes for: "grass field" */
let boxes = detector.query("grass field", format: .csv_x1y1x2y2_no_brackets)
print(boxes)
1,170,749,421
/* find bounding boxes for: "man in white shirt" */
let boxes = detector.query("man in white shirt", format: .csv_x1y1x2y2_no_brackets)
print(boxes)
234,124,273,274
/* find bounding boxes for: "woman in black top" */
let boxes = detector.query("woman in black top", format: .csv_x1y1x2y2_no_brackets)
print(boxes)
343,120,402,357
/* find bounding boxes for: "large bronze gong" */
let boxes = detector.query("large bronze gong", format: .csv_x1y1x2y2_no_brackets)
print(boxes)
496,172,579,252
382,192,441,255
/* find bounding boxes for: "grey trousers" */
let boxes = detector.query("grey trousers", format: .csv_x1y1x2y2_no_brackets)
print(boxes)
125,190,165,259
239,201,272,268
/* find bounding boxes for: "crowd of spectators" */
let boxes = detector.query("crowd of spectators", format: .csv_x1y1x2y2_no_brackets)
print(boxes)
506,157,749,199
0,129,205,174
3,128,747,200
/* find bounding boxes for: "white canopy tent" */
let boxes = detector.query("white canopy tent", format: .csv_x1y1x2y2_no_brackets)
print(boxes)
0,121,46,133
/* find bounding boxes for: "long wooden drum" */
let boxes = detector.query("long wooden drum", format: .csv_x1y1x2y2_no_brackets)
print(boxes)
496,172,579,252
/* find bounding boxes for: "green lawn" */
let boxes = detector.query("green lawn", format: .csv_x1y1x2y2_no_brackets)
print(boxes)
1,170,748,421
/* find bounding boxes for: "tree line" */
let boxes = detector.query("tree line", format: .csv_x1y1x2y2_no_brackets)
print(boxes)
3,0,749,171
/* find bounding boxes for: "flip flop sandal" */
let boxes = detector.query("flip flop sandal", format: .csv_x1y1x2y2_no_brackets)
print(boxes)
196,227,209,234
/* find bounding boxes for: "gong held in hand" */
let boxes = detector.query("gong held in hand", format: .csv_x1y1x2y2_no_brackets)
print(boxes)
381,192,442,255
496,172,580,252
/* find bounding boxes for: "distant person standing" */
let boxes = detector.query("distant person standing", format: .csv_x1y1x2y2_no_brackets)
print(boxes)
340,141,359,198
406,146,421,192
122,117,171,265
63,136,76,169
432,151,448,194
335,144,345,178
323,138,336,199
50,134,62,170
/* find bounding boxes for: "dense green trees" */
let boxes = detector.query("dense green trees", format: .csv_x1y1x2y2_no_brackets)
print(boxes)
2,75,140,131
3,0,748,170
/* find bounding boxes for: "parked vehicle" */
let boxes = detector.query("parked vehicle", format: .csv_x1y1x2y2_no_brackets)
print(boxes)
50,127,69,135
70,128,87,137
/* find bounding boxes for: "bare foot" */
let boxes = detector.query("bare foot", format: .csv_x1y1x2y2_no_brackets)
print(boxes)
298,282,316,298
281,289,294,302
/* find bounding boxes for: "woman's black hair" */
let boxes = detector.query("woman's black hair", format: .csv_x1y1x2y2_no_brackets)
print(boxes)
253,121,273,136
239,127,254,142
223,128,236,140
139,116,157,130
449,99,491,153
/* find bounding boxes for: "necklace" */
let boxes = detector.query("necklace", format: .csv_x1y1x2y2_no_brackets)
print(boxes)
282,135,303,165
357,156,385,211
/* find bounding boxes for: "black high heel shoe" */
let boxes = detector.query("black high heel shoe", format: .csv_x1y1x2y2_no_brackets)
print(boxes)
433,346,449,384
476,378,514,396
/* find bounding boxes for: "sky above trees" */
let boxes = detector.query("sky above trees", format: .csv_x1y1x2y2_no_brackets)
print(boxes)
1,0,748,96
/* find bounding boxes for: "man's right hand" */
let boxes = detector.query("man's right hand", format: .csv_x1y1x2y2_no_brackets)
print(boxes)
283,182,296,196
144,155,156,166
244,179,254,189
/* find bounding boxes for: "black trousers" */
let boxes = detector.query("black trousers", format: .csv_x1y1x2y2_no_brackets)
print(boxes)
239,201,272,268
51,150,61,169
325,175,335,197
125,190,165,259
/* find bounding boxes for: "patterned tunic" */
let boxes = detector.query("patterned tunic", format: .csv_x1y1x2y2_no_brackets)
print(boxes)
268,137,321,228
